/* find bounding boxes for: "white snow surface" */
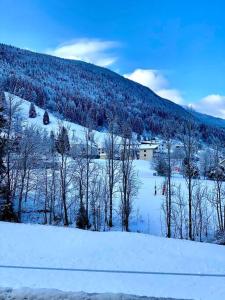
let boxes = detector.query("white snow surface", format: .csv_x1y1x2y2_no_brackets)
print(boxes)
0,287,182,300
0,222,225,300
5,92,109,145
2,93,225,300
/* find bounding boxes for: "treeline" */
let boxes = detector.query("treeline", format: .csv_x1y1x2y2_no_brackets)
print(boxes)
0,94,138,231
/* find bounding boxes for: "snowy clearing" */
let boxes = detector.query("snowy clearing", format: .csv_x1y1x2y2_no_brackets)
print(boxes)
0,222,224,300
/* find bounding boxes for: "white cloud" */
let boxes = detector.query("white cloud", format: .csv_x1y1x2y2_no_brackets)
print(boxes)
191,94,225,119
124,69,184,104
124,69,167,91
46,38,120,67
156,89,184,105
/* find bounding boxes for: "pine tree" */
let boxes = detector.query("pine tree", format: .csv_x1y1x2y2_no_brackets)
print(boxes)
56,126,70,155
76,201,88,229
29,102,37,118
43,110,50,125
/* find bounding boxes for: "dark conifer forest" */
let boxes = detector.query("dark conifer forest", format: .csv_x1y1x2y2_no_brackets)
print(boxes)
1,43,225,142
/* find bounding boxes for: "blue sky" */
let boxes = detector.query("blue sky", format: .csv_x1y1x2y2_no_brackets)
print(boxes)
1,0,225,117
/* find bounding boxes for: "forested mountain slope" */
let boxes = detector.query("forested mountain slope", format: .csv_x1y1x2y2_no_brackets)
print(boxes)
0,43,225,141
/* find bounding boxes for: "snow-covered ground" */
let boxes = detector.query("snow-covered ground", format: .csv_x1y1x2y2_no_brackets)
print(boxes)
4,92,216,238
0,288,182,300
0,222,225,300
2,93,224,300
130,160,214,237
5,92,110,145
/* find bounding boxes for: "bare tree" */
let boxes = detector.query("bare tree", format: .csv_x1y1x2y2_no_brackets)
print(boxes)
104,117,120,227
3,93,22,219
119,126,139,231
72,151,88,229
48,131,58,224
172,184,187,239
55,124,70,226
192,182,211,241
179,118,199,240
162,126,174,238
71,127,99,229
16,126,41,222
89,164,105,231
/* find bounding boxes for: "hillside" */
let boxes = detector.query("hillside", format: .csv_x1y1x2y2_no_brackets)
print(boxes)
4,92,109,145
1,44,225,142
0,222,225,300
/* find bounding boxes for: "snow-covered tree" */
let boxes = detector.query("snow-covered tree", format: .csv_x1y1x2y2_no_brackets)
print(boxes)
29,102,37,118
56,126,70,155
43,110,50,125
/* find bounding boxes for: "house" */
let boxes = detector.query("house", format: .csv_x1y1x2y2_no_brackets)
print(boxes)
139,143,159,160
98,146,107,159
97,140,139,160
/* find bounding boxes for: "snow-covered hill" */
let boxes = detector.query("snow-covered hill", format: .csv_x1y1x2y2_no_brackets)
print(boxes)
0,222,224,300
2,43,225,142
5,92,109,145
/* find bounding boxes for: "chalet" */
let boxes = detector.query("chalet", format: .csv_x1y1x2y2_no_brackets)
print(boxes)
139,143,159,160
98,146,107,159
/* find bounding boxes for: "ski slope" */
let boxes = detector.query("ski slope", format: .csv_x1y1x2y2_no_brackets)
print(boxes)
0,222,224,300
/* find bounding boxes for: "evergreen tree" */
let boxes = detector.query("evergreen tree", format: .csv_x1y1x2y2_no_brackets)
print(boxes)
153,153,167,176
56,126,70,155
43,110,50,125
55,126,70,226
76,201,88,229
29,102,37,118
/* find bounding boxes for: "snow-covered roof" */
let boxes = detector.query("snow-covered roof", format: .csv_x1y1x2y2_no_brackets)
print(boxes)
140,144,158,150
219,159,225,165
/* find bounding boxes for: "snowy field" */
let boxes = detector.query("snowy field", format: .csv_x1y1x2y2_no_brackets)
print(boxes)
0,222,225,300
129,160,215,237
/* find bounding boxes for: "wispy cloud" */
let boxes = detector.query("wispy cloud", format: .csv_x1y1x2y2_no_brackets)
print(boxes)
46,38,120,67
124,69,184,104
191,94,225,119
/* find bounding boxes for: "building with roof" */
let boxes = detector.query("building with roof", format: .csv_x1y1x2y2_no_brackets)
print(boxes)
139,143,159,160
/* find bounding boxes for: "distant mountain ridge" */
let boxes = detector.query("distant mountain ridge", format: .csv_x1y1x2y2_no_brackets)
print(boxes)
0,43,225,142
